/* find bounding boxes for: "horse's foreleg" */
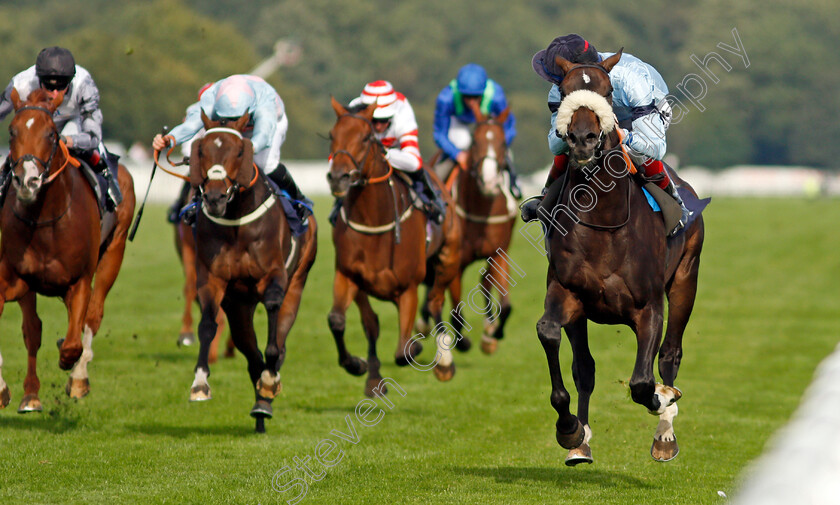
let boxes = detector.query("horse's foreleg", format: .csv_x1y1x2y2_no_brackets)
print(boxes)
564,317,595,465
424,278,456,382
0,271,28,409
448,271,472,352
630,304,678,415
354,292,383,397
328,271,366,376
414,286,432,335
191,277,225,401
394,286,421,367
487,251,513,343
538,281,584,450
178,226,198,347
59,278,92,371
18,291,43,413
259,276,287,398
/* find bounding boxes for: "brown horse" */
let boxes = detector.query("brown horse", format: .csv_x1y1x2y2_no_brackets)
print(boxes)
418,104,518,355
535,51,705,464
0,88,135,412
186,111,317,432
172,202,232,362
327,98,461,396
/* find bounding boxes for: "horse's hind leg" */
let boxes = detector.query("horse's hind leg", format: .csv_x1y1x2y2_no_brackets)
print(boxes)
177,223,198,347
355,293,383,397
424,278,456,382
191,279,225,401
0,273,28,409
538,281,585,450
651,252,700,461
448,271,472,352
59,279,91,370
223,299,269,430
18,291,43,413
395,286,423,367
328,271,367,376
480,254,513,355
564,317,595,465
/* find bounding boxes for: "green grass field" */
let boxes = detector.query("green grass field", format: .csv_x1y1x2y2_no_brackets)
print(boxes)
0,197,838,505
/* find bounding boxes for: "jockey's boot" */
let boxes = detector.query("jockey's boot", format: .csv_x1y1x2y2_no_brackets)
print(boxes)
520,154,568,222
0,158,11,208
268,162,313,222
410,169,445,224
92,146,123,211
664,178,691,237
328,198,343,227
168,181,191,224
505,153,523,199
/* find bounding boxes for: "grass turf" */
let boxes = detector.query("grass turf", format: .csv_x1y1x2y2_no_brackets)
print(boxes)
0,197,838,504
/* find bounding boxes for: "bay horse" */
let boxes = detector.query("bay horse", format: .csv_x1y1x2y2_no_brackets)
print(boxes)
172,201,232,362
327,98,461,396
418,103,518,355
0,88,135,412
185,110,317,433
535,50,705,464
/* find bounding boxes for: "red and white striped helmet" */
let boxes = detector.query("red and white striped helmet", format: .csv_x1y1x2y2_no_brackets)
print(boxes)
360,80,399,119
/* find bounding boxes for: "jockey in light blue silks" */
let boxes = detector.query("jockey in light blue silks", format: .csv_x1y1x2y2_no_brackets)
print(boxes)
521,34,690,236
152,74,311,223
432,63,522,199
0,46,122,210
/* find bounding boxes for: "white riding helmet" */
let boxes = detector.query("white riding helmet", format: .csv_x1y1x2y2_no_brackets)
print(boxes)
360,80,399,120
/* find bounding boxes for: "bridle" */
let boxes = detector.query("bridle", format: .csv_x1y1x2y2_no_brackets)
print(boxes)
7,105,79,186
195,127,258,203
556,64,617,167
468,118,508,175
328,114,393,186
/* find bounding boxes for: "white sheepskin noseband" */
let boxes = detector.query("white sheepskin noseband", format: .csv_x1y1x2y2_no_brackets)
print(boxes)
554,90,617,137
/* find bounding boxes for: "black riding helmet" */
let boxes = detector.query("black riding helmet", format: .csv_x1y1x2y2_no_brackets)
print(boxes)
35,46,76,90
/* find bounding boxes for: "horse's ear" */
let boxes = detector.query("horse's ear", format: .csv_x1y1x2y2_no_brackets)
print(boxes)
236,139,255,187
189,140,203,188
601,48,623,72
465,98,485,122
496,106,510,124
331,96,348,117
553,55,576,76
9,87,22,110
201,108,212,129
232,112,250,133
359,102,376,121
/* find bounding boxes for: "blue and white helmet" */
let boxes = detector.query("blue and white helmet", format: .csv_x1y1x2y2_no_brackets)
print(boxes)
213,75,256,119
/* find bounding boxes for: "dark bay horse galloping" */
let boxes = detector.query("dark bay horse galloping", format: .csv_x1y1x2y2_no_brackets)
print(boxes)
185,111,317,432
0,88,135,412
418,104,518,355
327,98,461,396
536,51,704,464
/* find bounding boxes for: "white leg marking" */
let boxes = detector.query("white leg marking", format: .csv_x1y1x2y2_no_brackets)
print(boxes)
654,403,679,442
650,383,680,415
69,326,94,380
0,347,6,393
437,332,454,367
583,423,593,445
191,368,210,389
259,369,279,388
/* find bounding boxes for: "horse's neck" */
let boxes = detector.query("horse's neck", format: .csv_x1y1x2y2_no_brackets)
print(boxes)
226,176,271,216
346,161,402,224
566,149,634,221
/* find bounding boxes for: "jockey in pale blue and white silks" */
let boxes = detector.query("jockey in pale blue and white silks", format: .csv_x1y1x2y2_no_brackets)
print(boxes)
153,74,311,223
432,63,521,198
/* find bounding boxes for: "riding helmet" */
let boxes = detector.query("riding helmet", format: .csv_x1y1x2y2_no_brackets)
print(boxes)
456,63,488,96
35,46,76,79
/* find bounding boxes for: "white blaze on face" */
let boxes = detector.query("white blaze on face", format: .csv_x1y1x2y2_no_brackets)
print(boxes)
25,118,35,130
480,131,499,186
582,72,591,84
213,138,222,148
22,159,40,184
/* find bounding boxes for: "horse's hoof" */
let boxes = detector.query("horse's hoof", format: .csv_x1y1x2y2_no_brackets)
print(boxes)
395,341,422,367
432,363,456,382
565,443,593,466
56,338,64,350
17,394,42,413
455,336,472,352
250,399,273,419
480,335,498,355
189,384,212,402
65,377,90,399
177,332,195,347
0,385,10,408
651,437,680,462
341,356,368,377
365,378,386,398
556,419,585,449
256,375,283,400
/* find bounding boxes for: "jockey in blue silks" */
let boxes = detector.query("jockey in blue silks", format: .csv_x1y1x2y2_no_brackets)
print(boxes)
153,74,311,223
522,34,690,236
432,63,522,199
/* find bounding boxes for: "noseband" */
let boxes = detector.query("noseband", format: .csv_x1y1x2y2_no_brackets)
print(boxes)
197,127,258,202
329,114,392,186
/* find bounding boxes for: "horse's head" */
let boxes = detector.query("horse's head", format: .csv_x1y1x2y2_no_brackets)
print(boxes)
327,96,385,197
466,100,510,197
190,110,255,217
553,50,623,167
7,87,66,204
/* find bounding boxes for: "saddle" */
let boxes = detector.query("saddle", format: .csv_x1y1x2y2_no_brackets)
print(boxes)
261,174,310,237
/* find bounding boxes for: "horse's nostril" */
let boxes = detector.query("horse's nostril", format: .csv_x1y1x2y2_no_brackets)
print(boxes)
326,172,333,181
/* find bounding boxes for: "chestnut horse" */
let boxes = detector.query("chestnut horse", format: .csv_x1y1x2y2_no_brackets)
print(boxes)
172,201,232,362
0,88,135,412
535,51,704,464
185,111,317,432
418,103,518,355
327,98,461,396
